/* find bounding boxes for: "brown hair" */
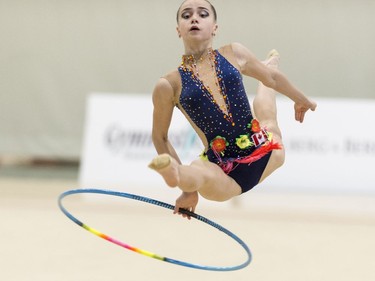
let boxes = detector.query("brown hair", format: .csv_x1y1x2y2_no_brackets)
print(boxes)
176,0,217,23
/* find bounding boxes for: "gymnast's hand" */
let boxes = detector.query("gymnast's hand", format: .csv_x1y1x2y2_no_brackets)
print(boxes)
294,98,317,123
174,191,199,220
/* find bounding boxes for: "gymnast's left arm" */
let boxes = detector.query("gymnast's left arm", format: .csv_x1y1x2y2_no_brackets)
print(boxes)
231,42,317,123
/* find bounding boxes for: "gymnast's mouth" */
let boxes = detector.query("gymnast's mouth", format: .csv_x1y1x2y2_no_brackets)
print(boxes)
190,26,200,31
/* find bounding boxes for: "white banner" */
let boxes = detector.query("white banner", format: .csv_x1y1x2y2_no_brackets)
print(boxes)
268,97,375,194
79,94,375,198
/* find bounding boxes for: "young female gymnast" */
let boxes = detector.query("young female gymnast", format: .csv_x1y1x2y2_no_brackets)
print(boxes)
149,0,317,219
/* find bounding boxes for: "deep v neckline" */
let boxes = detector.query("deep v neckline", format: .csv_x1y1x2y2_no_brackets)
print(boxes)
180,49,234,125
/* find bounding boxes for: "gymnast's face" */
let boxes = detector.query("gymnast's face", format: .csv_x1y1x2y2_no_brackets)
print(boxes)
176,0,218,42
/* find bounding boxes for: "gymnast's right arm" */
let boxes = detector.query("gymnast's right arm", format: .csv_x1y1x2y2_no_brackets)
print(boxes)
151,77,199,218
151,77,182,164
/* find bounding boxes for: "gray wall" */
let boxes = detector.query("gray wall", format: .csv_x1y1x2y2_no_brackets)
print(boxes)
1,0,374,159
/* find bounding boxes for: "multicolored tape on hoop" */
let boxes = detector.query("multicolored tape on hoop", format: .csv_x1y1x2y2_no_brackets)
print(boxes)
58,188,252,271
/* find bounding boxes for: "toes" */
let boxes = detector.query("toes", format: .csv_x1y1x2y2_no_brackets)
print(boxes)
148,154,171,170
265,49,280,67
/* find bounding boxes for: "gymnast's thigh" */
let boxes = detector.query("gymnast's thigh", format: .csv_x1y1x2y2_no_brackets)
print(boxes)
190,159,242,201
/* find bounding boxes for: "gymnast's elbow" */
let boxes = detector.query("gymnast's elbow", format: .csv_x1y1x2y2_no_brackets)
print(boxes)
151,131,170,154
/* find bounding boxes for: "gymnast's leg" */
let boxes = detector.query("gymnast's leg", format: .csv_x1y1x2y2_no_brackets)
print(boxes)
253,50,285,181
148,154,242,201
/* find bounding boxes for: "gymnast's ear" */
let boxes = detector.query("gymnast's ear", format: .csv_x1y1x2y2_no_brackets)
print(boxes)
212,24,218,36
176,27,181,38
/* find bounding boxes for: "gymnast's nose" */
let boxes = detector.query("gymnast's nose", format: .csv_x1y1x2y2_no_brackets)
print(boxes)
191,13,199,24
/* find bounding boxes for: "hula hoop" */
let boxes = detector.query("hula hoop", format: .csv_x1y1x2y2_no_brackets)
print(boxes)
58,188,252,271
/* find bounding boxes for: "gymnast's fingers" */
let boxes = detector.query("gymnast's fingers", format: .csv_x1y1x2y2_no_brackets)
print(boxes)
295,108,306,123
299,110,305,123
173,204,191,220
181,207,192,220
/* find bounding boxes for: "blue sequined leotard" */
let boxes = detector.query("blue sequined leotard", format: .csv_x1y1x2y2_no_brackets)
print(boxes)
177,48,281,193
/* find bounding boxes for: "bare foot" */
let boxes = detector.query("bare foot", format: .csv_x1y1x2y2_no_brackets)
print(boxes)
263,49,280,68
148,154,180,187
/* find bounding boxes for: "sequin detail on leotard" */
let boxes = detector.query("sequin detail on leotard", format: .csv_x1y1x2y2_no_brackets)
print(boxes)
177,49,281,175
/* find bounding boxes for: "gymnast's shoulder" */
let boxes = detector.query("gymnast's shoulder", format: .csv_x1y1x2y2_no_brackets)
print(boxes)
152,70,180,105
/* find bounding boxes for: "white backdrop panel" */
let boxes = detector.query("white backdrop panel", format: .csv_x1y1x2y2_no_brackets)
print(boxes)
79,93,375,200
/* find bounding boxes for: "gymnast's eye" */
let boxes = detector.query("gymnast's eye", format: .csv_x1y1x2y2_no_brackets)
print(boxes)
199,10,209,18
181,12,191,19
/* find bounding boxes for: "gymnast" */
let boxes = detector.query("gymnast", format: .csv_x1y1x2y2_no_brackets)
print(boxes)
149,0,317,218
